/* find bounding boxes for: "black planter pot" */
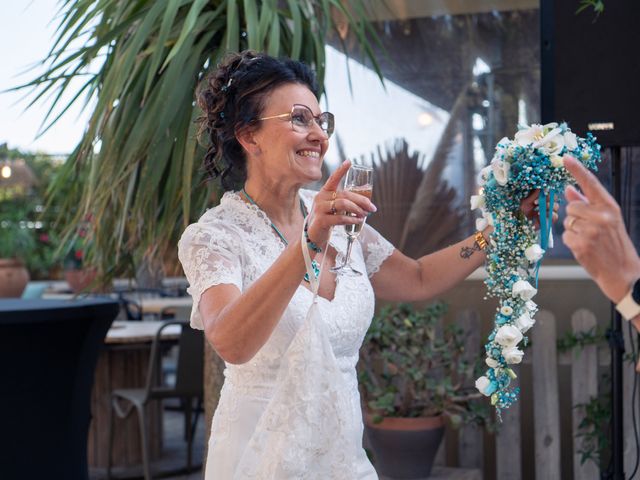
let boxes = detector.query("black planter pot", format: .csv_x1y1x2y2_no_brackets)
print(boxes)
365,416,445,479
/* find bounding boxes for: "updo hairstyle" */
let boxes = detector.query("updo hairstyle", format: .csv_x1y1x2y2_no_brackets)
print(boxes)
197,50,318,190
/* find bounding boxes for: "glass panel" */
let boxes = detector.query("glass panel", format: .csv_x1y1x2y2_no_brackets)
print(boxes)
323,4,543,256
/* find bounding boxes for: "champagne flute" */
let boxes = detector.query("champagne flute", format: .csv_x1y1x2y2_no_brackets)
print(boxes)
331,164,374,276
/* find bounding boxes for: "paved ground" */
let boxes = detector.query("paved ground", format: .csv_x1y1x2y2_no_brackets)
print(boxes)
91,403,481,480
90,400,205,480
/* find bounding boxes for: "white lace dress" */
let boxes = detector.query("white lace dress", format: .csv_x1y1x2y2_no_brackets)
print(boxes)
178,189,395,479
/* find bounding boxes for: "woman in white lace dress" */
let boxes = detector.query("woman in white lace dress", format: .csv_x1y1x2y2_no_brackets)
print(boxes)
178,51,538,479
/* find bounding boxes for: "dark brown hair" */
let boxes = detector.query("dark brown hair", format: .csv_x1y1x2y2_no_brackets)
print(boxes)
197,50,318,191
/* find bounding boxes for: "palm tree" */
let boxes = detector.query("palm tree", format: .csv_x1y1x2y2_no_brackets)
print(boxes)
17,0,381,285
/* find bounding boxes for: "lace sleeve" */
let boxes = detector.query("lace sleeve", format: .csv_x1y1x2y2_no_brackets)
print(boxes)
357,223,395,278
178,222,243,330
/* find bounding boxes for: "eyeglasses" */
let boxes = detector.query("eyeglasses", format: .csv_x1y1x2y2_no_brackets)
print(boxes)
258,104,335,138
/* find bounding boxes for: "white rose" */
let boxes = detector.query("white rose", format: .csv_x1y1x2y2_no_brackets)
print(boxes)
512,279,537,300
477,165,492,186
500,306,513,317
486,357,499,368
475,376,492,396
491,159,511,186
515,124,544,147
515,311,535,333
476,217,488,231
470,194,485,210
550,155,564,168
502,346,524,364
525,300,538,313
524,244,545,263
495,325,524,347
564,131,578,151
534,126,564,155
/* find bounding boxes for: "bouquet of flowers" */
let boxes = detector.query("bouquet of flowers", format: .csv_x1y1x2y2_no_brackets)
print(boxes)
471,122,601,416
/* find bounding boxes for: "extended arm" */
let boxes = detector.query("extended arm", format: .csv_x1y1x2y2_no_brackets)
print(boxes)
371,229,489,302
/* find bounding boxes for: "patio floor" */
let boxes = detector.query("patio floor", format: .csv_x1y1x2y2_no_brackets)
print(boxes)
88,401,481,480
90,400,205,480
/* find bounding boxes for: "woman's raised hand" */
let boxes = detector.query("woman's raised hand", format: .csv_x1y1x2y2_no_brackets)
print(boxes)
305,160,377,247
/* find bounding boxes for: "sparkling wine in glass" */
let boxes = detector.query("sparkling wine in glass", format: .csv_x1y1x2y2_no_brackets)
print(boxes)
331,164,373,276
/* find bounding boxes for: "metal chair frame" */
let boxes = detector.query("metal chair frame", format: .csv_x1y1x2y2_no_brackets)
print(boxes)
106,320,203,480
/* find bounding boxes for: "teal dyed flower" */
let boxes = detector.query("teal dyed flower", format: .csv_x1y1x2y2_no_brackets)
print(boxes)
472,122,601,416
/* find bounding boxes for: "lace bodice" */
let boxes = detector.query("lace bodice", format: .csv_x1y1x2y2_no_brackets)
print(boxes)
178,188,395,479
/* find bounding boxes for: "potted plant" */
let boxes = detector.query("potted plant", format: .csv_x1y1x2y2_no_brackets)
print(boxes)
0,202,35,297
63,221,97,293
358,302,491,479
23,230,62,280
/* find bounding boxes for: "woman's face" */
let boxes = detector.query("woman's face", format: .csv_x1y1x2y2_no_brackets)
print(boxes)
247,82,329,185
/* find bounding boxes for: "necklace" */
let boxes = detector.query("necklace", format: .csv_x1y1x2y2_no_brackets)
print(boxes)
241,188,320,283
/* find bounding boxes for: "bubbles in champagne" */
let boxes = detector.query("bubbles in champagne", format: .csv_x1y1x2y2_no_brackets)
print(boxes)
343,186,372,238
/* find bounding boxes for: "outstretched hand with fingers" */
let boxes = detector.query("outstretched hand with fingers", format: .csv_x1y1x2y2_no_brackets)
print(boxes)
305,160,377,248
562,155,640,303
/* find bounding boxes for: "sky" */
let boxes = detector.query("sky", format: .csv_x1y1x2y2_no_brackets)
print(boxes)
0,1,90,154
0,1,448,165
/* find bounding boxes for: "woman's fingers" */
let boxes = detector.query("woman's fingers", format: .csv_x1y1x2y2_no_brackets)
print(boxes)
322,160,351,193
340,190,376,213
523,189,561,227
307,161,378,245
522,189,539,211
328,213,365,226
327,198,369,218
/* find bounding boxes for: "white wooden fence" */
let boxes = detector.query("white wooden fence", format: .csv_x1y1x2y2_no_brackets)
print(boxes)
449,308,639,480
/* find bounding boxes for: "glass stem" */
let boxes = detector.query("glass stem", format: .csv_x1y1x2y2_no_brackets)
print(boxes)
343,236,355,267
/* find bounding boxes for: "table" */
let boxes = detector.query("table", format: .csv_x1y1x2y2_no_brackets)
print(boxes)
138,296,193,315
41,293,193,319
0,298,119,480
105,320,181,343
87,321,181,473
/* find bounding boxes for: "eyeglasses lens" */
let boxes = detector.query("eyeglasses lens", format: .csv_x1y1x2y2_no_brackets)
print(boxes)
290,107,334,137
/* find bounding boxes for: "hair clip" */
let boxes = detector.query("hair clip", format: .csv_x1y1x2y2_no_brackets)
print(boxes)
221,77,233,93
219,111,225,119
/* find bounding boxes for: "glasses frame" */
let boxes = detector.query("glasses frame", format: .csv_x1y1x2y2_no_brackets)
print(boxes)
258,104,334,137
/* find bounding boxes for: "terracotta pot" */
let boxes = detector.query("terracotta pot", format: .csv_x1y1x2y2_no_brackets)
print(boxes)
0,259,30,298
64,268,98,294
365,414,445,479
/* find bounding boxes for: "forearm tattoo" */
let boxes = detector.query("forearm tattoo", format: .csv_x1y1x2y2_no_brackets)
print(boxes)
460,242,481,259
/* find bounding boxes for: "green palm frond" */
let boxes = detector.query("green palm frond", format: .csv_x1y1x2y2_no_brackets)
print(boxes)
14,0,382,283
576,0,604,17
